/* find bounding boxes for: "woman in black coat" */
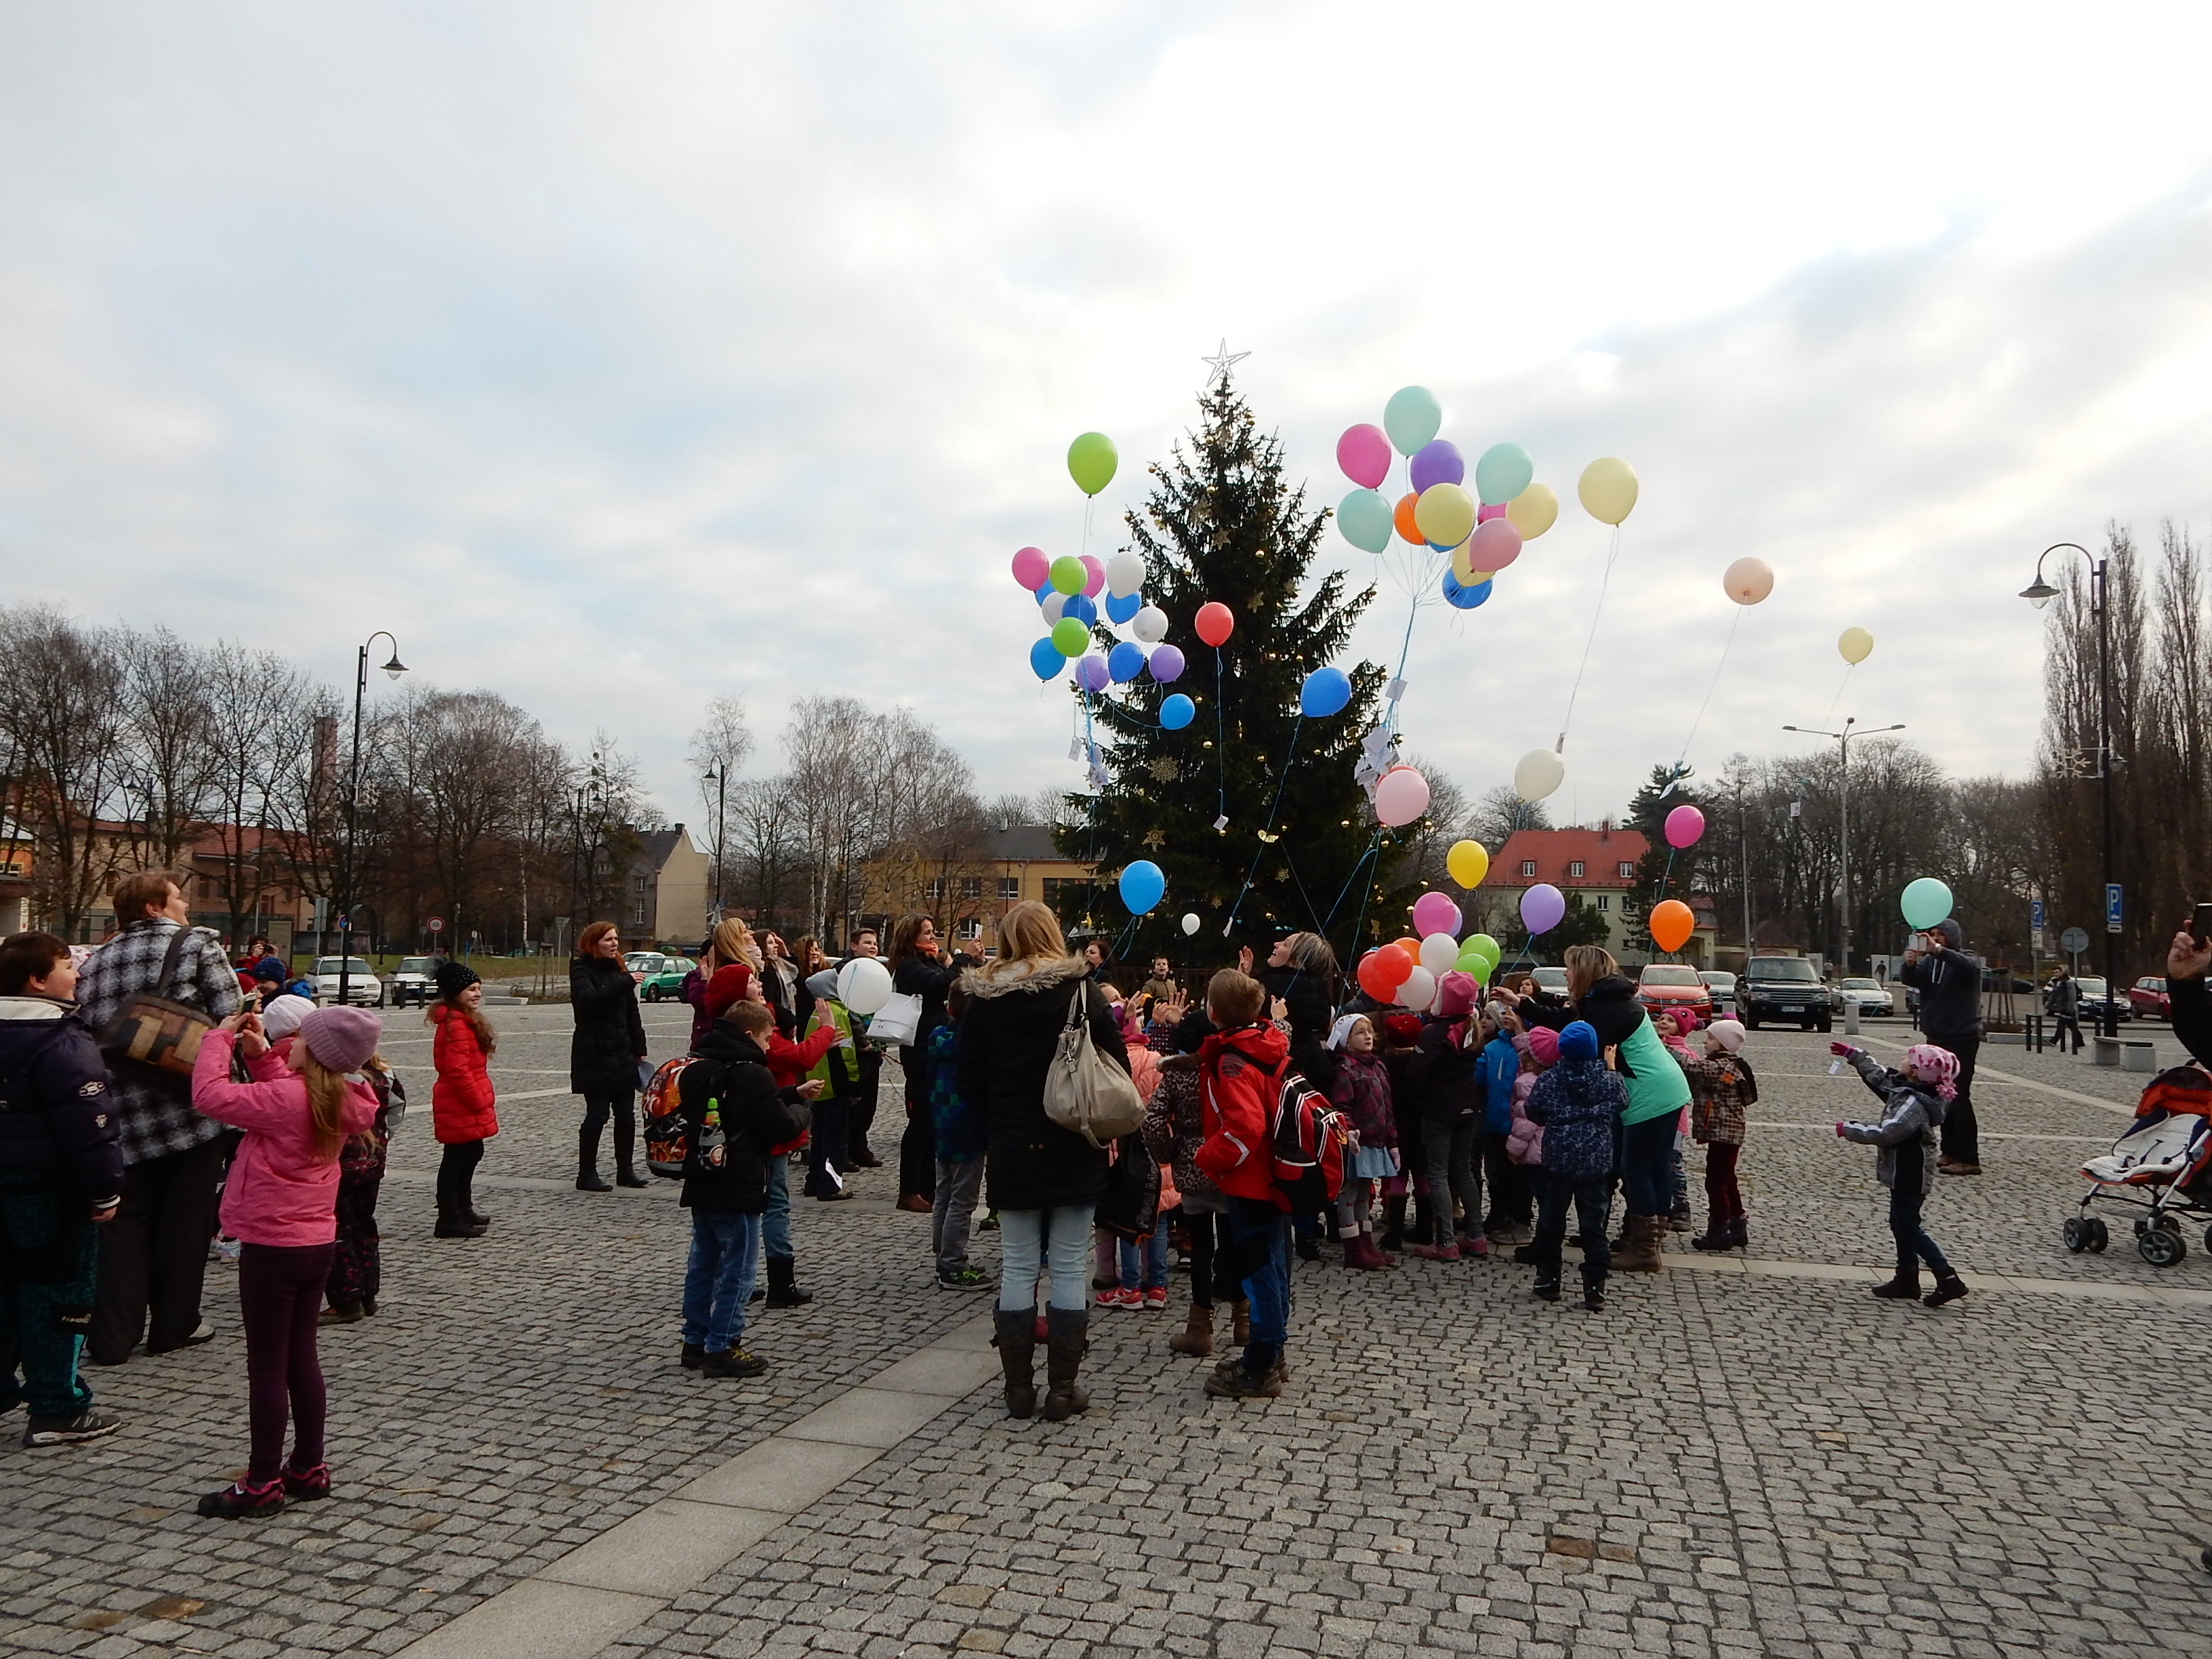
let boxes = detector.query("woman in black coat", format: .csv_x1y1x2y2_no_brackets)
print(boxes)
888,913,973,1212
1246,931,1340,1092
956,900,1128,1424
571,920,649,1192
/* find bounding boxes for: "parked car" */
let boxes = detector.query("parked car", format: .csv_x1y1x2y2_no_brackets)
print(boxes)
639,958,698,1002
1700,970,1737,1013
388,956,441,1006
2128,976,2172,1020
1527,966,1571,1004
2074,976,2130,1025
1635,964,1713,1023
1738,955,1832,1031
309,956,384,1008
1979,967,2036,993
1836,976,1893,1018
623,951,672,983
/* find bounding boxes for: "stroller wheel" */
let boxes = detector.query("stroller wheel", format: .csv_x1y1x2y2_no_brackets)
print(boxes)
2063,1217,2087,1253
2087,1218,2109,1252
2139,1224,2188,1269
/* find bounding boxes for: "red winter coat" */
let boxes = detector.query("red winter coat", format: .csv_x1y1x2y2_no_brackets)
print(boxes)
431,1004,498,1144
1195,1020,1290,1206
762,1022,838,1090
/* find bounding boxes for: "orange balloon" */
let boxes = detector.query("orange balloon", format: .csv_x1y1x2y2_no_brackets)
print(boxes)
1393,492,1422,545
1649,899,1695,954
1393,935,1422,961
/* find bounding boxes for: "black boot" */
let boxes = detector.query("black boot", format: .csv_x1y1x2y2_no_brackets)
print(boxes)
1923,1269,1969,1308
765,1255,813,1308
993,1308,1037,1418
1379,1195,1407,1254
1871,1267,1921,1300
1532,1264,1561,1303
434,1206,486,1240
576,1123,611,1192
1040,1306,1090,1422
1580,1263,1606,1313
614,1118,648,1187
1690,1218,1735,1251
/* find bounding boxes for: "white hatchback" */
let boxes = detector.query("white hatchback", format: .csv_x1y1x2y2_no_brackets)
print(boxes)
309,956,385,1007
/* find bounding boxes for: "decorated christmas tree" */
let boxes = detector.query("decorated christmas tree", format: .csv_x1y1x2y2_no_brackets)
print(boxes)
1054,368,1411,968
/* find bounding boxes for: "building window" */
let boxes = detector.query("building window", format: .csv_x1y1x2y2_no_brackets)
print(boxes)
927,877,945,903
998,876,1020,901
1618,862,1634,879
1042,878,1072,905
1595,895,1610,912
1519,861,1537,878
1568,861,1584,878
634,874,649,893
956,918,983,941
631,904,647,926
961,876,982,900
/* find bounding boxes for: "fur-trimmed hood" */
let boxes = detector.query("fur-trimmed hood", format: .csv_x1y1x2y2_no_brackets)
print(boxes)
960,954,1089,1000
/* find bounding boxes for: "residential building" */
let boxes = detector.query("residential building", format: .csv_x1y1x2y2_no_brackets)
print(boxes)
624,823,714,951
853,825,1097,952
1474,824,1717,967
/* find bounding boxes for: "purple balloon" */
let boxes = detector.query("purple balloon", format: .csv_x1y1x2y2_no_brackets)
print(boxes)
1148,643,1186,682
1076,653,1111,692
1408,439,1465,495
1520,882,1566,936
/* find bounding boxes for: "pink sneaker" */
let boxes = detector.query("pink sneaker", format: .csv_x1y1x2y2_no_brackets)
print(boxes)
1143,1286,1168,1310
1096,1288,1140,1309
1460,1233,1491,1257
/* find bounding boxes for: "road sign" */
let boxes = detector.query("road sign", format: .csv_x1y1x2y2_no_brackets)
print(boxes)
2030,899,2045,933
426,916,445,934
2060,926,2090,955
2106,883,2123,935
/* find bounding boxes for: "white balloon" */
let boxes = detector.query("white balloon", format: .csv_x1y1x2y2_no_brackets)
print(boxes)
1418,933,1459,975
1395,965,1437,1011
1040,592,1068,623
838,956,895,1016
1374,766,1431,827
1513,748,1565,803
1132,605,1169,644
1181,912,1200,936
1106,552,1145,597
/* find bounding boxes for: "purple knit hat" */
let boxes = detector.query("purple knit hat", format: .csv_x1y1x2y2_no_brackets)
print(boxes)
299,1006,382,1074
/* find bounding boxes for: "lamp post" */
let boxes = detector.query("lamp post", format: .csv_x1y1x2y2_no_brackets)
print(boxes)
1783,717,1906,981
703,760,727,932
2020,541,2116,1038
338,633,407,1008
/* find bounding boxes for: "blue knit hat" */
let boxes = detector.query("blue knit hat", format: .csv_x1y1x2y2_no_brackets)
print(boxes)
1558,1020,1600,1061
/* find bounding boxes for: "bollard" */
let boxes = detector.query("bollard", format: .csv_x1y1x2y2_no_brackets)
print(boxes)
1845,998,1860,1036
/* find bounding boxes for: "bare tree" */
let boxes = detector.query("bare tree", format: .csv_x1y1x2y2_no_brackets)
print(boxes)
689,695,754,898
112,628,218,870
202,642,318,944
1467,783,1552,853
0,608,126,935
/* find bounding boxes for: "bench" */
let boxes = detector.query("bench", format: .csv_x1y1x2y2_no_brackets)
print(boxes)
2091,1034,2158,1073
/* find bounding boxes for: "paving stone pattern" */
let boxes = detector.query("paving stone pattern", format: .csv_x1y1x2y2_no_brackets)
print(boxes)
4,1015,2209,1657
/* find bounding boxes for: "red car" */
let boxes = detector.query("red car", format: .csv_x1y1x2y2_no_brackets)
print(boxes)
2127,977,2171,1020
1636,964,1715,1024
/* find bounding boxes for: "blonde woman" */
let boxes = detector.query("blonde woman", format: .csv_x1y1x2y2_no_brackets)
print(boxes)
684,919,762,1048
955,901,1129,1422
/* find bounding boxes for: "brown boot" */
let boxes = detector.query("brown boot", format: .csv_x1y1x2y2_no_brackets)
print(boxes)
1616,1214,1663,1273
1231,1300,1251,1347
992,1309,1037,1418
1168,1303,1214,1357
1040,1306,1090,1422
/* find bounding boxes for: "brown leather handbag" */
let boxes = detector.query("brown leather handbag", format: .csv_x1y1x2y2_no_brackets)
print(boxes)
97,927,217,1092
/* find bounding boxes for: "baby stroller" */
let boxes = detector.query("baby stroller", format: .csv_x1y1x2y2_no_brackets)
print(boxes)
2064,1065,2212,1268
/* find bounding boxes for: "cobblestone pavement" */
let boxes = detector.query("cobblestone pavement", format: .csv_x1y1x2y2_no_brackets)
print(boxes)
5,1015,2209,1658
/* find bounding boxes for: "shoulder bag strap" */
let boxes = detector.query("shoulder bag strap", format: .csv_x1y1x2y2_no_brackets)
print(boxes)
156,924,193,1001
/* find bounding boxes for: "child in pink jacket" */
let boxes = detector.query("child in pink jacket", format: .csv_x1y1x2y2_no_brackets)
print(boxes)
188,1004,382,1519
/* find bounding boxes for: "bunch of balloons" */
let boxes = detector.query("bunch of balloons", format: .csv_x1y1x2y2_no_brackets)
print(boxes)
1013,539,1191,694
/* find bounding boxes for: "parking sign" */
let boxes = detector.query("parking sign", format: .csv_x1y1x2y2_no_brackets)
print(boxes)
2030,899,2045,933
2106,883,2123,934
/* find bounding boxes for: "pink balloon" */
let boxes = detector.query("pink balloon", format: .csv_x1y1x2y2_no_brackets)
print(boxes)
1079,554,1105,598
1337,424,1391,490
1664,804,1706,849
1012,546,1048,589
1477,502,1507,523
1469,516,1523,573
1411,890,1461,938
1374,766,1431,828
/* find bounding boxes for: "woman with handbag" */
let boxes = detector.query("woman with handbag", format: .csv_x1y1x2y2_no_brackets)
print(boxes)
955,901,1130,1422
887,914,971,1214
570,922,649,1193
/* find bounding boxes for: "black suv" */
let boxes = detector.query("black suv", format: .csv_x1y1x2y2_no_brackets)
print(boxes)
1738,955,1835,1031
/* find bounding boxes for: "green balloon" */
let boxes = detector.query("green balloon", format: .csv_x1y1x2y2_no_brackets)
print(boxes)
1383,386,1441,457
1068,432,1118,497
1900,876,1954,930
1048,556,1086,596
1050,617,1090,657
1467,933,1500,963
1465,956,1493,985
1454,949,1486,972
1337,489,1392,554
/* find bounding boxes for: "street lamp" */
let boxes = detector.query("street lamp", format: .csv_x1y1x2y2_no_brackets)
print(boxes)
703,760,728,930
1782,717,1906,980
2020,540,2116,1037
338,632,407,1008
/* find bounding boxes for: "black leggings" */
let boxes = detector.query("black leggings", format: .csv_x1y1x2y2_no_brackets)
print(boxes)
581,1092,636,1169
1183,1208,1242,1309
436,1140,483,1216
239,1242,334,1483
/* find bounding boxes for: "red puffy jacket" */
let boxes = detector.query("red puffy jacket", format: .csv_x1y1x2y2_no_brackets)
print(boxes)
1194,1021,1290,1205
432,1004,499,1145
762,1022,838,1090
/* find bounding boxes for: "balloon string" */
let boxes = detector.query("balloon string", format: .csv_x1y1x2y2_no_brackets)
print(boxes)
1555,522,1622,752
1213,645,1227,825
1223,714,1305,936
1824,660,1853,720
1673,603,1745,777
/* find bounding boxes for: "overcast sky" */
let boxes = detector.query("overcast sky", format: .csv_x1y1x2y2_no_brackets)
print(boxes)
5,2,2212,834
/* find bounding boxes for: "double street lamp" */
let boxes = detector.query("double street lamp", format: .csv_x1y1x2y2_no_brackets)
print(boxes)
1782,716,1906,981
337,633,407,1008
2020,541,2118,1038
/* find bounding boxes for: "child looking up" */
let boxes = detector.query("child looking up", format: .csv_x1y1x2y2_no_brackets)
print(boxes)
1326,1014,1398,1271
928,983,989,1290
1832,1042,1967,1308
1681,1019,1755,1252
1522,1020,1622,1312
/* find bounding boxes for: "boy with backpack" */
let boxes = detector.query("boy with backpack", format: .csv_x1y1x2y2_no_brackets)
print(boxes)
676,999,817,1378
1193,968,1294,1400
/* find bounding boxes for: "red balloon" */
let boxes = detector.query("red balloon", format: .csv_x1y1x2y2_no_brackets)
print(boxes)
1357,947,1414,1000
1195,602,1235,647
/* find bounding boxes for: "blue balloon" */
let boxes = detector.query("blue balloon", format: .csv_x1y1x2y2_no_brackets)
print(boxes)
1029,637,1066,679
1105,590,1142,624
1063,593,1098,626
1119,859,1165,916
1300,665,1353,718
1160,693,1195,729
1033,580,1055,605
1108,640,1146,683
1441,571,1493,611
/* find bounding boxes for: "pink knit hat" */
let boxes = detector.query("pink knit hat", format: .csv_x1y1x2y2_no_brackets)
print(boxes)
1525,1026,1559,1066
1435,971,1479,1019
299,1006,382,1074
1905,1042,1960,1100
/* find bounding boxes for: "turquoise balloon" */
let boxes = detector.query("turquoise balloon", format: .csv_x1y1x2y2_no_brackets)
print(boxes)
1383,386,1442,457
1337,489,1392,553
1474,442,1534,505
1900,877,1954,931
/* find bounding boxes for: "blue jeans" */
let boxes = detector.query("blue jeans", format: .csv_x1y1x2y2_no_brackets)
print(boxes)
1225,1195,1290,1364
1118,1215,1168,1291
995,1205,1094,1313
1888,1182,1951,1276
682,1210,762,1353
1620,1113,1677,1215
763,1159,792,1262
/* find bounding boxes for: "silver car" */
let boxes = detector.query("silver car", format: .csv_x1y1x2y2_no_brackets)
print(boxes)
1700,970,1737,1013
1837,976,1894,1018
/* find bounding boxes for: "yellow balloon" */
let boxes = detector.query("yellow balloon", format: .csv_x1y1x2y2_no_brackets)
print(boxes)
1577,457,1638,525
1505,482,1559,539
1446,839,1489,888
1839,626,1873,665
1413,483,1475,548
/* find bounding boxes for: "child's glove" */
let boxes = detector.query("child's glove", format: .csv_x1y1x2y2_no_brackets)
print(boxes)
1835,1122,1846,1136
1828,1041,1856,1057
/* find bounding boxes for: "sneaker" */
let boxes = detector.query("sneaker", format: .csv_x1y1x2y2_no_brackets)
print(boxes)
147,1322,215,1355
1097,1288,1141,1309
282,1462,331,1500
1938,1162,1982,1176
1923,1273,1971,1308
1458,1233,1491,1258
1294,1235,1321,1262
197,1477,285,1519
1143,1286,1168,1310
936,1267,992,1291
22,1408,121,1448
977,1214,1000,1231
207,1237,241,1265
318,1303,365,1326
702,1347,769,1378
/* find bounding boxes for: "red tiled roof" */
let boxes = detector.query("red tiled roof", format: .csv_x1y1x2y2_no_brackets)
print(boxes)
1481,827,1650,890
